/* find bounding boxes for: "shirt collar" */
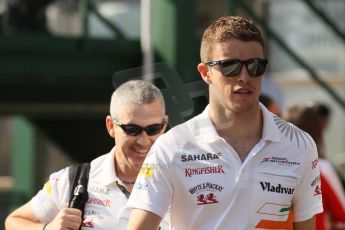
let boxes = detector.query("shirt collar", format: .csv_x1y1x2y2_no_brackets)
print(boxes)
191,105,224,144
260,102,281,143
98,147,118,186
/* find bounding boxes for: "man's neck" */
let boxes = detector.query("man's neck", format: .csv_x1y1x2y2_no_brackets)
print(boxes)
114,154,140,182
210,106,263,161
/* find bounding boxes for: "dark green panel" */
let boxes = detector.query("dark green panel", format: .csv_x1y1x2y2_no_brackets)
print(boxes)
153,0,199,83
10,116,35,197
0,34,142,104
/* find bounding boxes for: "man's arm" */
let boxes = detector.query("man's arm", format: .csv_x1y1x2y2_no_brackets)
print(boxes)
5,200,82,230
5,201,42,230
293,217,315,230
127,208,162,230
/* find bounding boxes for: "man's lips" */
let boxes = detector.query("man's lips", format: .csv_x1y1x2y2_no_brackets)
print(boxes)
233,88,253,95
133,147,149,155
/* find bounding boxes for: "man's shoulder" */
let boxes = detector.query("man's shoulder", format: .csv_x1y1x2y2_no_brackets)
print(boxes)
158,117,197,145
88,151,112,175
266,114,316,150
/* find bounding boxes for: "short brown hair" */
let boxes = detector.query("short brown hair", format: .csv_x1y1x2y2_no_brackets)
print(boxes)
200,16,265,62
284,104,324,157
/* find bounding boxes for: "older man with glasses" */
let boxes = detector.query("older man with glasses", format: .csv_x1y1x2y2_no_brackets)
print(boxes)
5,80,169,230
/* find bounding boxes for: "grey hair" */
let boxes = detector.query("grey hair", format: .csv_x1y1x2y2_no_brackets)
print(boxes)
110,80,165,120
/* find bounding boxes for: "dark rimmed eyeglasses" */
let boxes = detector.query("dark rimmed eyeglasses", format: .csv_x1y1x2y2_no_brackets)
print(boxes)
112,119,165,136
206,58,268,77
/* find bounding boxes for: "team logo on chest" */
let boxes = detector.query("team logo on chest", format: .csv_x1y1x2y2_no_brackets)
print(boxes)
260,181,295,194
88,186,111,195
314,185,322,196
260,157,300,167
188,182,223,205
181,152,222,162
185,165,225,177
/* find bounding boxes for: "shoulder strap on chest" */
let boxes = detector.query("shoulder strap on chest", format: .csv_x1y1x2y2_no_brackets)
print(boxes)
68,163,90,214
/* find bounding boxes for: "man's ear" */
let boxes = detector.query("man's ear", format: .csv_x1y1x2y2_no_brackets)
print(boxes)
106,115,115,138
197,63,212,85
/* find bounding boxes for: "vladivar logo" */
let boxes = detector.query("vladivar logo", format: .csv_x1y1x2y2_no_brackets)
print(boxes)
260,181,295,194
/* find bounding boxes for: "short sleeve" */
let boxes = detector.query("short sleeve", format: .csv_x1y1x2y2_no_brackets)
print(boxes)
31,167,71,223
292,143,323,221
127,144,173,218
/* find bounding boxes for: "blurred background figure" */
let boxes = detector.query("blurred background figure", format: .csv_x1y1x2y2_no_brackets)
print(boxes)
259,94,282,116
284,102,345,230
314,102,332,131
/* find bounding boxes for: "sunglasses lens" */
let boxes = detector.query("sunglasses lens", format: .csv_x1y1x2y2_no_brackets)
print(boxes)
221,60,242,77
122,124,142,136
145,124,163,136
247,60,267,76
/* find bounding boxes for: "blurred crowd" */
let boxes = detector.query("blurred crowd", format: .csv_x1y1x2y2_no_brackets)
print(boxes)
260,94,345,230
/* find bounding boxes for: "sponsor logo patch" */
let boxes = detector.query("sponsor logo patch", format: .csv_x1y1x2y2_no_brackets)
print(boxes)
135,182,149,190
255,203,293,229
84,209,104,220
88,186,111,195
86,198,111,207
44,181,53,196
185,165,225,177
260,157,300,166
196,193,219,205
181,152,221,162
257,203,291,216
310,176,320,187
312,159,319,169
82,219,95,228
189,182,223,205
139,165,154,177
260,181,295,194
314,185,322,196
189,182,224,194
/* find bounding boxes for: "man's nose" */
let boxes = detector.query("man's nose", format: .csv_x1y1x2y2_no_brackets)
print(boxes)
236,65,250,82
136,131,152,146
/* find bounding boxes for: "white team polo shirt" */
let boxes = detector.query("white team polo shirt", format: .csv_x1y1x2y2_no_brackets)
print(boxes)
128,104,323,229
32,148,136,229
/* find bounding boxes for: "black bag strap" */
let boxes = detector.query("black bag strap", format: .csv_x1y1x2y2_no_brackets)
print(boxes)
68,163,90,229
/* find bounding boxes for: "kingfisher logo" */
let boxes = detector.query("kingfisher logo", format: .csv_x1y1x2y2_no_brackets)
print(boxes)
181,152,221,162
185,165,225,177
260,157,300,166
87,198,111,207
260,181,295,194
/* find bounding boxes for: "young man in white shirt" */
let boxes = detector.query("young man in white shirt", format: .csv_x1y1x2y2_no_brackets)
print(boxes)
127,16,323,230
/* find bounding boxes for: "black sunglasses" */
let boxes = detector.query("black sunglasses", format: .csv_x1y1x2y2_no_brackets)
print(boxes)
113,119,165,136
206,58,268,77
